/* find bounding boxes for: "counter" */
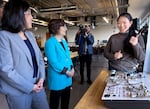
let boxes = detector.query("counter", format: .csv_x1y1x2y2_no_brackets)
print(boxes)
74,69,109,109
71,51,78,59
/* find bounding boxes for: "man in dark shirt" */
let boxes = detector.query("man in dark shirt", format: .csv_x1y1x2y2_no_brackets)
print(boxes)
75,25,94,84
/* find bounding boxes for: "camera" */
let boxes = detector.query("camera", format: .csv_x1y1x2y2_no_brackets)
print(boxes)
79,24,87,36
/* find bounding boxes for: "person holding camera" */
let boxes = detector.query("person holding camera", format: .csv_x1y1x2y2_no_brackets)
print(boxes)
75,25,94,84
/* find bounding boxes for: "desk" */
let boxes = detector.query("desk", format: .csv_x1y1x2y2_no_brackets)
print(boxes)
71,52,79,78
71,51,78,58
75,69,109,109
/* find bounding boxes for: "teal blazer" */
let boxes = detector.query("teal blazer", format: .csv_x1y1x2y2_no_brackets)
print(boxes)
44,36,73,90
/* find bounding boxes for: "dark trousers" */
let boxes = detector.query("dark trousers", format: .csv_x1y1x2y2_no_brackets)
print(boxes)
50,86,71,109
79,54,92,81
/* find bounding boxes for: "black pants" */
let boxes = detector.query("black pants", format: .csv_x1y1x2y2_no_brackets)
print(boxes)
79,54,92,81
50,86,71,109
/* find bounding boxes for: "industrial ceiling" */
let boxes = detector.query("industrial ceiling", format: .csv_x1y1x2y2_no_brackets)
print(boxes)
26,0,129,26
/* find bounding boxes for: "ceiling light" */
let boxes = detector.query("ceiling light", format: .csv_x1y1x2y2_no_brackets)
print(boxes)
32,19,48,26
115,0,119,17
103,17,109,23
64,20,75,25
3,0,9,2
30,7,38,13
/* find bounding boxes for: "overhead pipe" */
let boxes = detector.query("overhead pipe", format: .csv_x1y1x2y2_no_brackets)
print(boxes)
40,5,77,12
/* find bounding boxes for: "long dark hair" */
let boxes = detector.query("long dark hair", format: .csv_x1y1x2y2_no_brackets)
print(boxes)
117,13,135,56
1,0,30,33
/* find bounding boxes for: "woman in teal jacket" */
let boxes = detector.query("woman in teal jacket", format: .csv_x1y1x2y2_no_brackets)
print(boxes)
45,19,74,109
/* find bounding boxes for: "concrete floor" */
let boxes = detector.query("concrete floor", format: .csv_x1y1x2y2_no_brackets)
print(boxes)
69,54,108,109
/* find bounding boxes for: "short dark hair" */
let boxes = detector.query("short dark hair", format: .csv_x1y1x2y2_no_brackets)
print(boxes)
117,12,133,22
48,19,66,35
1,0,30,33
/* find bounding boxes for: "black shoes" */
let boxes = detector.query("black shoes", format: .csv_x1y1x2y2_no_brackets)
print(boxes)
80,79,92,85
86,80,92,84
80,80,84,84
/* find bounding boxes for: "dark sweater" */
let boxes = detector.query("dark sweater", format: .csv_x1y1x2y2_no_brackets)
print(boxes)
104,32,145,72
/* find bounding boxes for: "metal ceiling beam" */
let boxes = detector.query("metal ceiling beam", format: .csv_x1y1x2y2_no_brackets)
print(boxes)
39,5,77,12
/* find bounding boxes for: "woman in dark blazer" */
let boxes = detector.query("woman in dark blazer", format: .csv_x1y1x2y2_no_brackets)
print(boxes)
45,19,74,109
0,0,49,109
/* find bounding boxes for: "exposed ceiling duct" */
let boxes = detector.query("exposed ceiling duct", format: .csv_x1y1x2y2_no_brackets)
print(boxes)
40,5,77,13
27,0,129,26
117,0,129,14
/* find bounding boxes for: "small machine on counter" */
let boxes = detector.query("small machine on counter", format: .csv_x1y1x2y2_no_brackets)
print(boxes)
102,70,150,109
